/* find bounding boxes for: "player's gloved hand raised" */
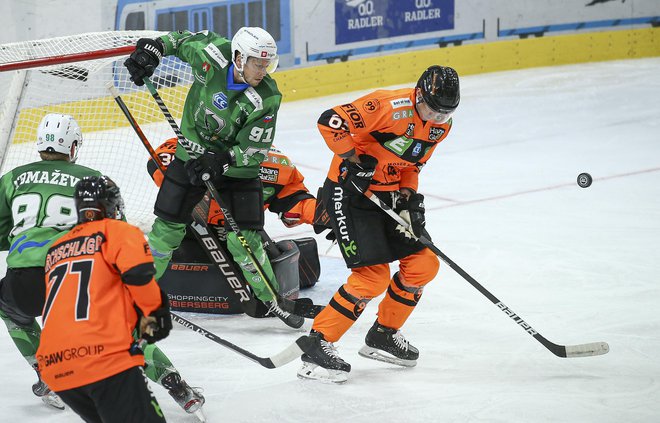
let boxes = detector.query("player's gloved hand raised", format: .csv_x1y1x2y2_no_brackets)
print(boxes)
394,192,427,243
124,38,164,86
338,154,378,195
140,289,172,343
184,150,233,186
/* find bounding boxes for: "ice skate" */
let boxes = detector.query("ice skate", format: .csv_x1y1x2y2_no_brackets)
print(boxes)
358,320,419,367
297,331,350,383
266,300,304,329
162,372,206,422
32,379,65,410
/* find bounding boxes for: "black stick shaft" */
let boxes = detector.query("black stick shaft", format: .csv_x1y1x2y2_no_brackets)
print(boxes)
171,312,309,368
362,189,608,358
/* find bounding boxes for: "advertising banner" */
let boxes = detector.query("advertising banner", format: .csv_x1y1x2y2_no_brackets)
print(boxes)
335,0,455,44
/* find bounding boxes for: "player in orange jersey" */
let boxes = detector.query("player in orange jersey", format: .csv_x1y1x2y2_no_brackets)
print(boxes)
36,176,172,422
148,138,316,228
298,66,460,383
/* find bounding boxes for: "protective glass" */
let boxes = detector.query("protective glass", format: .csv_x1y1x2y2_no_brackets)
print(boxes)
416,99,454,124
246,55,279,74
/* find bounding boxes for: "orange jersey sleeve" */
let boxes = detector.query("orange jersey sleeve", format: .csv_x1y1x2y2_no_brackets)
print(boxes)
318,88,453,193
260,147,314,214
37,219,161,391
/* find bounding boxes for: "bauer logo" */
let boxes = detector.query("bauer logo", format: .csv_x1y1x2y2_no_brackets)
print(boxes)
390,98,413,109
496,302,538,336
213,92,229,110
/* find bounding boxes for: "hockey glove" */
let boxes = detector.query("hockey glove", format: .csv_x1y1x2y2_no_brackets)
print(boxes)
140,289,172,344
184,150,233,186
338,154,378,195
395,193,426,242
279,211,302,228
124,38,164,86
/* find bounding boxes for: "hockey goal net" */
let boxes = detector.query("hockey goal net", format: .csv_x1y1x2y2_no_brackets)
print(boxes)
0,31,195,231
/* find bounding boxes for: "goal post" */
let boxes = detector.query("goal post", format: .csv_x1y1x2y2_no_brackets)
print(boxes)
0,31,194,231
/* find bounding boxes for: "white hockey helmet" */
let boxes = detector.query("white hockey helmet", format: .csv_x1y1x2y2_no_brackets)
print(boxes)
36,113,83,162
231,27,279,74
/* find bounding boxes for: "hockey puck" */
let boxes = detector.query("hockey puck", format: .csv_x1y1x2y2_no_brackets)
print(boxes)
577,173,592,188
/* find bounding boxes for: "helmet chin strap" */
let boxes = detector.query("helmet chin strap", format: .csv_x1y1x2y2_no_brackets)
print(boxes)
234,54,247,83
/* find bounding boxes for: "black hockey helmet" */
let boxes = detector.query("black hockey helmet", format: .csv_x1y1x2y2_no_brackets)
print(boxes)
74,175,125,223
416,65,460,113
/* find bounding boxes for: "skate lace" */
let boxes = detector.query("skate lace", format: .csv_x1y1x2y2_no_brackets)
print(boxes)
267,301,291,318
320,340,342,359
392,331,410,351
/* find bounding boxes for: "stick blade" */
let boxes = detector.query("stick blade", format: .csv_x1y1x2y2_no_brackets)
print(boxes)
266,336,308,368
565,341,610,358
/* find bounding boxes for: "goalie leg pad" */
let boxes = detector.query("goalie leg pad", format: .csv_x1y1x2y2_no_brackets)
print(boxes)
270,240,301,300
293,238,320,289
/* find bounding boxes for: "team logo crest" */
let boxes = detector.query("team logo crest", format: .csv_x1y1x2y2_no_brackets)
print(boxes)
362,99,380,113
212,92,228,110
413,287,424,303
202,62,211,72
353,298,369,318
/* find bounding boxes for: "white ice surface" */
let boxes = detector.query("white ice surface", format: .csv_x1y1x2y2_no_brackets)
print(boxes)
1,57,660,422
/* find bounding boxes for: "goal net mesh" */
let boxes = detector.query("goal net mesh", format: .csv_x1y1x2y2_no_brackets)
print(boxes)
0,31,195,231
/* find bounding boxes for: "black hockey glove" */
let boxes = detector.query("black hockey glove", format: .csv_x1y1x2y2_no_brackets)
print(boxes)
140,289,172,343
338,154,378,195
394,193,426,242
184,150,233,186
124,38,164,86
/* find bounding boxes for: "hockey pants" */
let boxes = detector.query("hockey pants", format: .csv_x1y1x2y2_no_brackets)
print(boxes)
312,247,440,342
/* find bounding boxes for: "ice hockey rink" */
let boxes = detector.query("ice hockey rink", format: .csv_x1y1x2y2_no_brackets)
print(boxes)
1,56,659,422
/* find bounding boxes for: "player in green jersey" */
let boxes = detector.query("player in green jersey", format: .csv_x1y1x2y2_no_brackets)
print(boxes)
125,27,303,328
0,114,204,417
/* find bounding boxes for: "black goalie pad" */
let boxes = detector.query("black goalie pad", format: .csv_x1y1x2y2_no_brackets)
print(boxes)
293,238,321,289
159,232,320,315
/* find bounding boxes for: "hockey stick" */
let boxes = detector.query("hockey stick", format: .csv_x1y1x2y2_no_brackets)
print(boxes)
140,77,323,319
361,188,609,358
108,83,263,315
171,312,312,368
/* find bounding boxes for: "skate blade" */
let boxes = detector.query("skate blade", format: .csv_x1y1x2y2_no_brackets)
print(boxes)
296,362,348,384
184,398,204,414
358,345,417,367
193,408,207,422
41,392,65,410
